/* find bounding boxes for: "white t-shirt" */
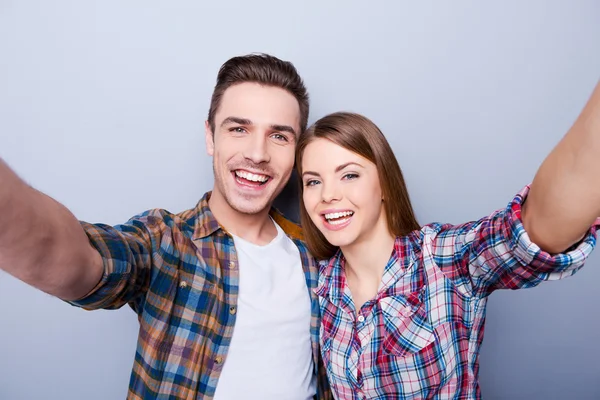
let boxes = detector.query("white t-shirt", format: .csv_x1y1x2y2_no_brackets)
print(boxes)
213,220,317,400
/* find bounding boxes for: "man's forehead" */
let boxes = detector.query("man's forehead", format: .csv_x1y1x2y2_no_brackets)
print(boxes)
216,83,301,130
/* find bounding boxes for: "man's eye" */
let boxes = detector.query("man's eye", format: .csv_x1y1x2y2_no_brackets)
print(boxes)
230,127,246,133
271,133,289,142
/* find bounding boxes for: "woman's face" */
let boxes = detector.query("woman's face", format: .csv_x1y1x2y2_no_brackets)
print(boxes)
301,138,386,250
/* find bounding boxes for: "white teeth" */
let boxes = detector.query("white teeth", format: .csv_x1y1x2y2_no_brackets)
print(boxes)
324,211,354,221
329,218,350,225
235,170,269,182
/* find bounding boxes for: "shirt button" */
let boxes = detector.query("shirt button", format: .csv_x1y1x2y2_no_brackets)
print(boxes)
228,261,236,269
357,315,365,323
229,306,237,315
214,356,223,365
179,281,188,289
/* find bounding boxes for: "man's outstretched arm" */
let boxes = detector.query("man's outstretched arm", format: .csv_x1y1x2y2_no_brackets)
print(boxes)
0,159,103,300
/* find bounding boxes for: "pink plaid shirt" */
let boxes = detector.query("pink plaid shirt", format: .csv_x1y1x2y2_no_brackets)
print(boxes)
316,187,599,399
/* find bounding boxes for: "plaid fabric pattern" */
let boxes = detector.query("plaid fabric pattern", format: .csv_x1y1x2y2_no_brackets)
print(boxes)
316,186,599,399
68,192,332,400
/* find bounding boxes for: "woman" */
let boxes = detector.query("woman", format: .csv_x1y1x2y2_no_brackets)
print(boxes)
295,83,600,399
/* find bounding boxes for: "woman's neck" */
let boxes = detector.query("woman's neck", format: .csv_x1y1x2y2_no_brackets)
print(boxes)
340,218,396,311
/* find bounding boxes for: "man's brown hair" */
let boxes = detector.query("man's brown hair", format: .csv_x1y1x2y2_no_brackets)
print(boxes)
296,112,421,260
207,53,309,133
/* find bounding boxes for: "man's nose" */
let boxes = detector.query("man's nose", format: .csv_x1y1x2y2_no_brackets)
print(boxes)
243,133,270,164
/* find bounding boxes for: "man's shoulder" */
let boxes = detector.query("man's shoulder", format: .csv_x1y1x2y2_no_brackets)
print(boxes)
170,193,215,238
270,207,304,242
104,195,208,239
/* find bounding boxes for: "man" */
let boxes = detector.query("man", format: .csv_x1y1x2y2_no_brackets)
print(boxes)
0,53,331,399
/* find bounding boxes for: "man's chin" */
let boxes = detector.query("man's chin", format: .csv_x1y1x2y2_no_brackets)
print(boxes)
227,195,273,216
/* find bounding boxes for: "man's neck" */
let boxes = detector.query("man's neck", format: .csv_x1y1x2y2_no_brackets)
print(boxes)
208,190,277,246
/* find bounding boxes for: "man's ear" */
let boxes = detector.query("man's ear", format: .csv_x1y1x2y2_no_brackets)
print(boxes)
205,120,214,156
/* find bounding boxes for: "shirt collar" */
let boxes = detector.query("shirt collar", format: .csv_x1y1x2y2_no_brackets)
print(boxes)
314,248,345,300
314,233,420,302
191,191,304,241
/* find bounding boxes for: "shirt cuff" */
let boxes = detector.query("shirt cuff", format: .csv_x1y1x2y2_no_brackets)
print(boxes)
504,185,599,275
65,221,133,310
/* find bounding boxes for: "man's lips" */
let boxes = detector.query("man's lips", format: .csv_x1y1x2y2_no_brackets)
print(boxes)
234,169,271,183
232,169,272,189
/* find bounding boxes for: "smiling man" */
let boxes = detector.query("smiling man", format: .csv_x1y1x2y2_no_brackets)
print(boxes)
0,54,331,400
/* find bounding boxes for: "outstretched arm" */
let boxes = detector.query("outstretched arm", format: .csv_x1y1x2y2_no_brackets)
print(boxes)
523,79,600,253
0,159,103,300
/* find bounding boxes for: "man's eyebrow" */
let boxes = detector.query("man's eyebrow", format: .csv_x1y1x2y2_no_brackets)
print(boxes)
271,124,297,136
220,116,252,127
302,162,364,178
220,118,297,137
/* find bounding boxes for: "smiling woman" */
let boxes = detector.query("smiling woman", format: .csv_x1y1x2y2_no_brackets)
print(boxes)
295,108,600,399
296,112,420,261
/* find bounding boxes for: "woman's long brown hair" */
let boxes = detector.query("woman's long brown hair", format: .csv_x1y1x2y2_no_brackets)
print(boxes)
296,112,420,260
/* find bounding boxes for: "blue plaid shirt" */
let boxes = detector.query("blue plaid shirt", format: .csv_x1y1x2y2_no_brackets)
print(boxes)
69,191,332,399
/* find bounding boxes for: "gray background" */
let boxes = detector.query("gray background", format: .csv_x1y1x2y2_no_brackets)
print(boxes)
1,1,599,399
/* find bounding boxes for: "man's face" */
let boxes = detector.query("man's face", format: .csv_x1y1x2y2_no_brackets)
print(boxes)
206,82,300,216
